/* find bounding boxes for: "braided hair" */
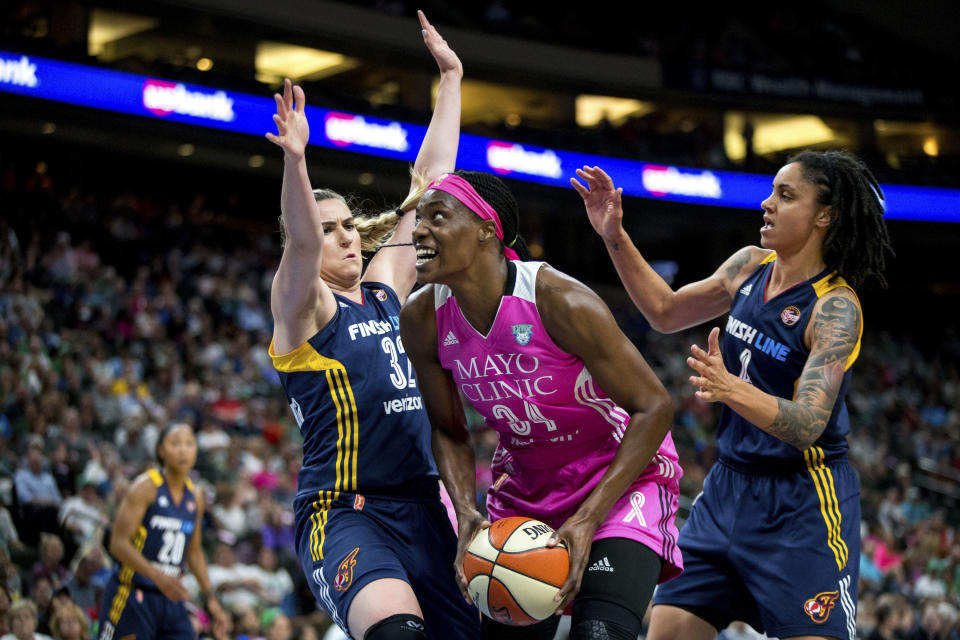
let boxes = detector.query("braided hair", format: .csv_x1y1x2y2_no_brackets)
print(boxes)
279,169,432,253
788,150,893,289
453,170,532,260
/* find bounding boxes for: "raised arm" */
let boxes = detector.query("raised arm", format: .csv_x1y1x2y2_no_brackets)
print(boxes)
687,288,862,450
399,286,486,605
266,80,336,354
363,10,463,299
572,166,767,332
535,267,674,612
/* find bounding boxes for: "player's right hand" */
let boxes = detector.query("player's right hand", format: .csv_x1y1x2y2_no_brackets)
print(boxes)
454,512,490,605
265,78,309,160
154,573,190,602
571,166,625,243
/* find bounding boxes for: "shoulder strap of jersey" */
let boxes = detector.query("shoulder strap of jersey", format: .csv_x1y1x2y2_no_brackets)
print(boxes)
147,469,164,487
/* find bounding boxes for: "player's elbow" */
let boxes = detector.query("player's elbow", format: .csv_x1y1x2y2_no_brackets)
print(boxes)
650,390,675,434
107,533,122,559
432,421,470,445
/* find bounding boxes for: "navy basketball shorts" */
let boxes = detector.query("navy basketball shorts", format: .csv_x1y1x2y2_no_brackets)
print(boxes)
97,574,195,640
295,486,480,640
653,456,860,640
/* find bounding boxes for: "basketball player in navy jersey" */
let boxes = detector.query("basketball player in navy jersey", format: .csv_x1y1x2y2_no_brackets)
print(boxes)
97,423,228,640
573,153,893,640
265,11,479,640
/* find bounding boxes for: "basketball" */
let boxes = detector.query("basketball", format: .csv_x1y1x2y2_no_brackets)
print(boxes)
463,517,570,625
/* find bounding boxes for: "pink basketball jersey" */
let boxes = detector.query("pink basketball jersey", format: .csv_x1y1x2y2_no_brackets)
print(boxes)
434,261,683,581
435,261,676,469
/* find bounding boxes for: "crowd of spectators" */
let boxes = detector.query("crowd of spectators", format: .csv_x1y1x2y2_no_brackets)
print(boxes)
1,147,959,640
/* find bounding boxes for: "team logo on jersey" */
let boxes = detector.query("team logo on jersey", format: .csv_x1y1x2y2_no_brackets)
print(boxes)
512,324,533,346
353,494,365,511
372,288,388,302
443,330,459,346
803,590,839,623
781,306,802,326
158,495,169,508
135,589,143,603
186,500,195,512
491,473,509,491
334,547,360,591
739,283,753,296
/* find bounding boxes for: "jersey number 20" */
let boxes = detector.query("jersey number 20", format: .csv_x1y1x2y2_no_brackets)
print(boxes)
158,530,187,565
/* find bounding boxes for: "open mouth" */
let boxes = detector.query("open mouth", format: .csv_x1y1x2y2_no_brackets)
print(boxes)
415,247,437,267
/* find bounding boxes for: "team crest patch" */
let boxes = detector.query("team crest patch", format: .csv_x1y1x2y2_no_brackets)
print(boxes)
334,547,360,591
781,306,802,326
372,289,388,302
803,590,838,623
158,495,169,508
512,324,533,346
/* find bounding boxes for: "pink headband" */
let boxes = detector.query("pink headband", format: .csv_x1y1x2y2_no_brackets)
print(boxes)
427,173,520,260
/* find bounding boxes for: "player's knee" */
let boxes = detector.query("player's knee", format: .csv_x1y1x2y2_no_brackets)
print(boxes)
570,618,636,640
363,613,426,640
571,598,643,640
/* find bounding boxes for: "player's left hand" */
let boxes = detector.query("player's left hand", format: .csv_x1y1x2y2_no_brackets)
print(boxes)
207,597,230,639
547,513,599,614
688,326,737,402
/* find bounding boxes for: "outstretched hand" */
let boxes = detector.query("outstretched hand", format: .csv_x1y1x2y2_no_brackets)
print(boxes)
265,78,309,159
688,326,737,402
419,10,462,77
570,166,624,243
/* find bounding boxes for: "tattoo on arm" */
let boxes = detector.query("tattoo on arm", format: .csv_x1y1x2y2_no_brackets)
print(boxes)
765,295,860,450
724,249,753,283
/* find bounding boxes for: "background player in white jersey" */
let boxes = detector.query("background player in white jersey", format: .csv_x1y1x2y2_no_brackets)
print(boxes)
401,170,681,640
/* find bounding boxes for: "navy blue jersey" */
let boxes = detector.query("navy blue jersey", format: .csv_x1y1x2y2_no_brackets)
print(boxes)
271,281,437,513
718,253,862,471
109,470,197,599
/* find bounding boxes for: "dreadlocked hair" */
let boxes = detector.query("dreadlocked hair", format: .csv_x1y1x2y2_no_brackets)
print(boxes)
453,169,532,260
788,149,894,290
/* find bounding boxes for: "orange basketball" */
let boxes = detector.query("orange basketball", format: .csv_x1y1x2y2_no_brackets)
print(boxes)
463,516,570,626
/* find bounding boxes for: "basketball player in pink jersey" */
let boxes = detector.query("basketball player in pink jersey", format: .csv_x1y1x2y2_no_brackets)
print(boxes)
400,170,682,640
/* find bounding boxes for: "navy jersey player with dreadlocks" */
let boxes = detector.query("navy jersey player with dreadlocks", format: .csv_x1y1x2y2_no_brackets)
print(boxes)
573,151,893,640
265,11,478,640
